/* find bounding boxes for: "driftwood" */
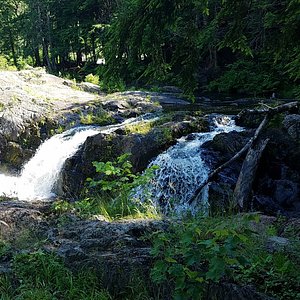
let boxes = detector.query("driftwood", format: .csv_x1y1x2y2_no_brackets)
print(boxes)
237,101,299,119
188,101,299,206
233,138,269,210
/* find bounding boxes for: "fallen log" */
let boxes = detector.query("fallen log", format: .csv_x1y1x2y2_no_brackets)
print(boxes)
237,101,299,119
233,138,269,210
188,101,299,206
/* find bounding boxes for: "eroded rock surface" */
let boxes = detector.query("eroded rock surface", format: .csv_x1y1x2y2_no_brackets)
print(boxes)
0,69,192,170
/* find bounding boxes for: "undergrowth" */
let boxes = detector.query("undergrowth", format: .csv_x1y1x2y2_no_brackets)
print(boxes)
150,214,300,300
0,250,110,300
53,153,160,220
50,155,300,300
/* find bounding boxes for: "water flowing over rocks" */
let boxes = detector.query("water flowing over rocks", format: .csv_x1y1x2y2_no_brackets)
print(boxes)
1,69,184,171
61,114,209,198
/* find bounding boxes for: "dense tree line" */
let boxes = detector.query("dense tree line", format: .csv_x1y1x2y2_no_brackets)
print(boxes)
0,0,299,98
0,0,117,72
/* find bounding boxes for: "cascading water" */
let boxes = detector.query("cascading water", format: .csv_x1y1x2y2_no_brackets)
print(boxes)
0,114,158,201
139,115,243,215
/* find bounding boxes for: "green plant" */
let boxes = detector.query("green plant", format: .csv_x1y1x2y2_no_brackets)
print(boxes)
150,214,300,300
0,239,11,257
125,121,154,135
85,73,100,85
8,250,110,300
0,55,17,71
236,251,300,299
80,109,115,126
150,215,258,299
83,153,160,220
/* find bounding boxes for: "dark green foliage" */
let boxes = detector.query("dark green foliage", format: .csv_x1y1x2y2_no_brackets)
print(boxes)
0,0,299,96
53,154,160,220
150,214,300,300
207,56,282,96
101,0,300,97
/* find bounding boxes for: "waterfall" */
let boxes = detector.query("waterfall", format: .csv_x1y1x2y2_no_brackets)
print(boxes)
138,115,243,215
0,114,158,201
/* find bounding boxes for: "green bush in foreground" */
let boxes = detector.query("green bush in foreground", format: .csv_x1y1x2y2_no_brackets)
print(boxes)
150,215,300,300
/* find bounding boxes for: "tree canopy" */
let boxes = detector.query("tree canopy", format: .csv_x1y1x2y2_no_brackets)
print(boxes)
0,0,299,98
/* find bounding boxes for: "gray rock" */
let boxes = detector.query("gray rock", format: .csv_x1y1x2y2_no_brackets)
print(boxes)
273,179,299,207
283,114,300,140
267,236,290,252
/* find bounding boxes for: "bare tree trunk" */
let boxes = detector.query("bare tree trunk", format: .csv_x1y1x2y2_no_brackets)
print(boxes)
233,138,269,210
8,27,18,68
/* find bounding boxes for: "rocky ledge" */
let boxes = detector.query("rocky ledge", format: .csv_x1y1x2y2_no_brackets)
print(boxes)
0,69,192,171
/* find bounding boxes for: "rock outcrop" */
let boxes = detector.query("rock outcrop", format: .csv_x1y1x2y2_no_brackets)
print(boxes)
0,69,191,171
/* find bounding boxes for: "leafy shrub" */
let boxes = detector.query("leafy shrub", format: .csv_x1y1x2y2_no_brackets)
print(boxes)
53,154,160,220
150,214,300,300
236,251,300,299
0,55,17,71
151,215,257,299
85,153,160,220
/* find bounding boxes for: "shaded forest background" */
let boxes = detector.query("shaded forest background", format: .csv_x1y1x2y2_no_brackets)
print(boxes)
0,0,299,98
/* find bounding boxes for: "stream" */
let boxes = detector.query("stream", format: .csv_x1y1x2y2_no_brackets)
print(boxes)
0,114,242,210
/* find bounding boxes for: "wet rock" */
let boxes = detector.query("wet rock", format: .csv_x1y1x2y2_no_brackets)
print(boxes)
235,111,266,128
283,114,300,140
273,180,299,207
204,130,252,162
61,118,209,198
203,124,300,216
2,142,25,168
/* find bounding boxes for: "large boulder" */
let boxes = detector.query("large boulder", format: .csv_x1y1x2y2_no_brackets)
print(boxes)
283,114,300,140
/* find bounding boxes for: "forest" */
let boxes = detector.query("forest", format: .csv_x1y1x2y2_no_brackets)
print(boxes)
1,1,300,300
0,0,300,98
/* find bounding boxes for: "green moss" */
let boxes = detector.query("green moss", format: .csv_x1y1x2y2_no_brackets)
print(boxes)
80,109,115,126
125,121,154,135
